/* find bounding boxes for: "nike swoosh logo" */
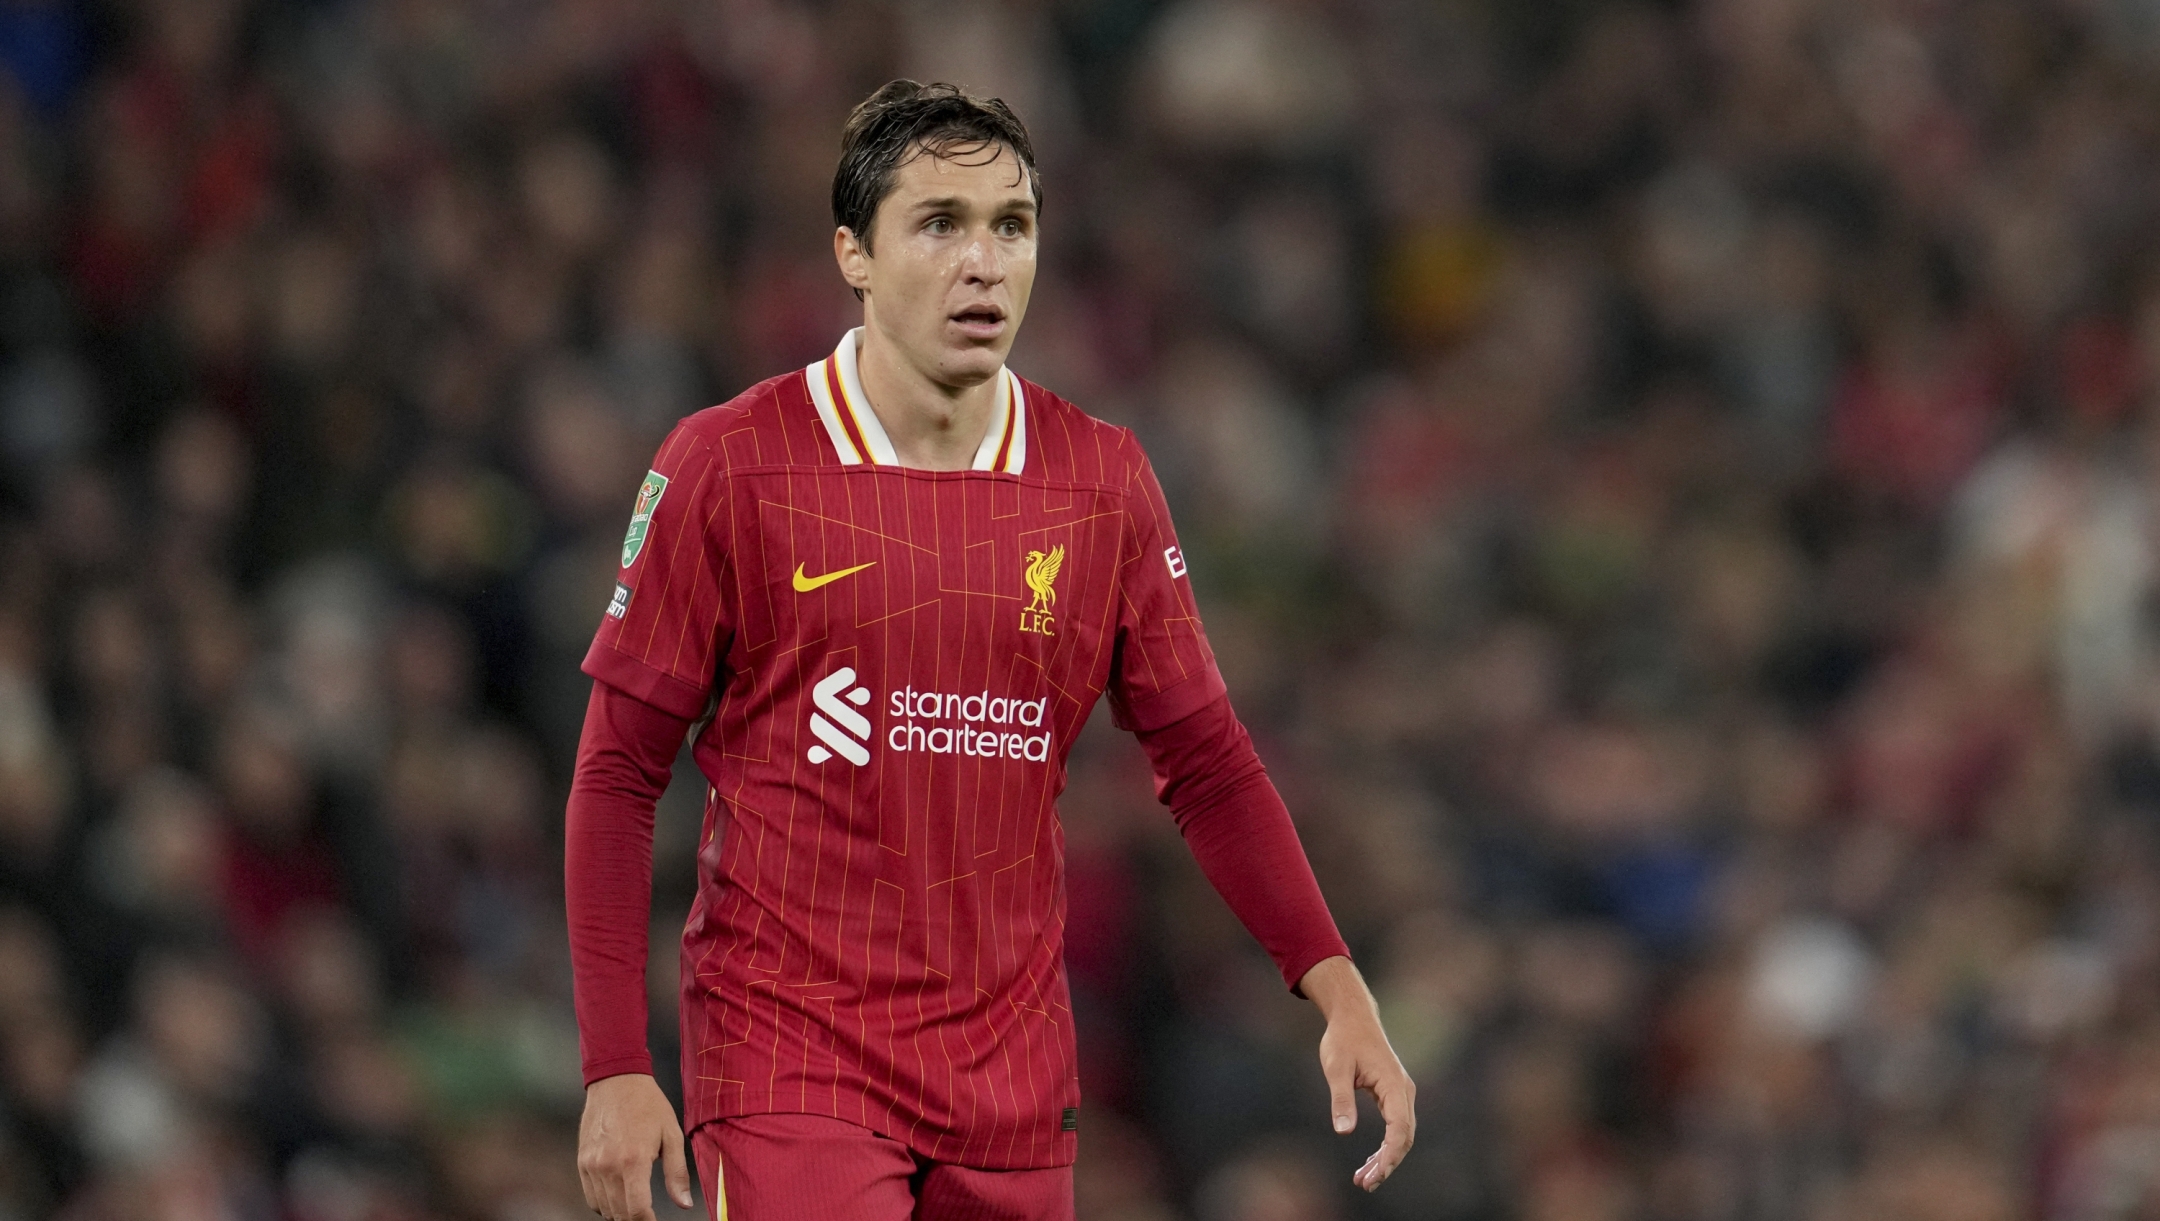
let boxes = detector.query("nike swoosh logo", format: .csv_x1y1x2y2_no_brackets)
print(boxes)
792,561,877,592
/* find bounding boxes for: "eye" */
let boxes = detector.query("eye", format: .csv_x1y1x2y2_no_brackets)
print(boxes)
926,217,955,235
997,219,1023,237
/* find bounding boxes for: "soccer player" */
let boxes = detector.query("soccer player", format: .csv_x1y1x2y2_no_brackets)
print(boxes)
565,81,1413,1221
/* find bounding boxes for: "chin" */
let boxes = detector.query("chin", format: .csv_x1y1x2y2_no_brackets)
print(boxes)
938,344,1009,386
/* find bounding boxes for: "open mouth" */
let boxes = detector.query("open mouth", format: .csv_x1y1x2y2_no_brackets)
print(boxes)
951,305,1006,330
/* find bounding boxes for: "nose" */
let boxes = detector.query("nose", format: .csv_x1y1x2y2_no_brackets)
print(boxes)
959,231,1005,286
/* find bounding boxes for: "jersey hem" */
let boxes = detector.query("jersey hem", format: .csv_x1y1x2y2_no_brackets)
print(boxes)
682,1101,1080,1171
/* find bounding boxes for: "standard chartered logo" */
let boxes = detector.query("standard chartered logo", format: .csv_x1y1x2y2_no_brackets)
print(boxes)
805,667,873,765
888,687,1052,761
803,668,1053,765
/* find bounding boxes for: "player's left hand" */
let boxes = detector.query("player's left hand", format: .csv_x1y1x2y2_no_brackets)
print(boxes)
1300,955,1416,1191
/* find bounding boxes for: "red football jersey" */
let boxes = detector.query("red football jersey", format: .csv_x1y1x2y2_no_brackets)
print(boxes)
582,330,1225,1169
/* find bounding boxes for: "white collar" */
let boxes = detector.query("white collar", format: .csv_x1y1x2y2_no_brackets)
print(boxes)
804,328,1026,474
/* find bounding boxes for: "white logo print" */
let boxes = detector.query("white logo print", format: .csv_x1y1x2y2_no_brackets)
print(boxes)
806,666,873,765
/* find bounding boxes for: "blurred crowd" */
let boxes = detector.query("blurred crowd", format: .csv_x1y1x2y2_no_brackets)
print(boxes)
7,0,2160,1218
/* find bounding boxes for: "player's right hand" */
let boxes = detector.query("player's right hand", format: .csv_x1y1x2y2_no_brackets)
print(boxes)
578,1073,693,1221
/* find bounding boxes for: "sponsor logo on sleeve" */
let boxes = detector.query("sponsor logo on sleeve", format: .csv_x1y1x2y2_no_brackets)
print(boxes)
605,582,633,619
1165,545,1187,579
620,470,669,568
1020,544,1064,636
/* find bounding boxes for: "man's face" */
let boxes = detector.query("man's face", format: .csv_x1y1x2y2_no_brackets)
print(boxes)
838,140,1038,389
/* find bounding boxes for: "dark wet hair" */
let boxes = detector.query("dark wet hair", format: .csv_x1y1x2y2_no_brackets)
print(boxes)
832,79,1042,255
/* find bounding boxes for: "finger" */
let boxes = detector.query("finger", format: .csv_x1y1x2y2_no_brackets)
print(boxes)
580,1155,621,1221
663,1123,693,1210
602,1160,632,1221
1360,1078,1417,1190
1323,1056,1357,1134
1356,1146,1393,1191
624,1155,658,1221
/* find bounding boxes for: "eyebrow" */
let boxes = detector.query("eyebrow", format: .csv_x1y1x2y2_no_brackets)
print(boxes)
908,196,1038,215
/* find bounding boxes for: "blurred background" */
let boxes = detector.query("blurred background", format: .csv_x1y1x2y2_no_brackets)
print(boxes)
5,0,2160,1217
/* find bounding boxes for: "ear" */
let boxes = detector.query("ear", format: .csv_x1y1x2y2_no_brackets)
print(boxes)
834,227,873,295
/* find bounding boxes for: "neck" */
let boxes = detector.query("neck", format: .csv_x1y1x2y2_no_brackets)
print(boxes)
854,324,1001,471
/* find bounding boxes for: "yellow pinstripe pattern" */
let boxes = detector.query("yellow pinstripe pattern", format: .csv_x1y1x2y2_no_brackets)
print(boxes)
662,374,1179,1168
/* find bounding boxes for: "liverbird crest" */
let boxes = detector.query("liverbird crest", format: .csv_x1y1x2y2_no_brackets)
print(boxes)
1023,545,1064,615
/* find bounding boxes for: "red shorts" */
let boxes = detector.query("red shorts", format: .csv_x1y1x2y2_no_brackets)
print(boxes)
692,1113,1075,1221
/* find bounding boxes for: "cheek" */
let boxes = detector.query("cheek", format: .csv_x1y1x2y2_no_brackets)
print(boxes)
889,250,960,310
1008,254,1039,306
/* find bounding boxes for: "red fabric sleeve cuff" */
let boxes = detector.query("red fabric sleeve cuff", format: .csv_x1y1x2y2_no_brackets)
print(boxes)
1282,940,1354,998
582,639,711,721
582,1053,657,1087
1111,664,1228,733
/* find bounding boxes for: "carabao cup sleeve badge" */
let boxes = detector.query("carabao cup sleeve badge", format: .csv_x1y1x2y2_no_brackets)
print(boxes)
621,470,669,568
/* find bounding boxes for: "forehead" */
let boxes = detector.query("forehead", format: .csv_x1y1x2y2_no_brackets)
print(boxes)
885,140,1033,206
